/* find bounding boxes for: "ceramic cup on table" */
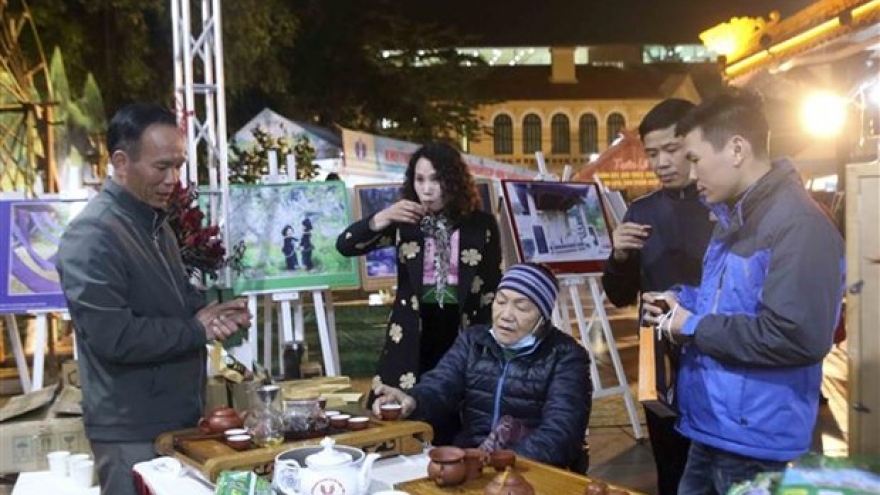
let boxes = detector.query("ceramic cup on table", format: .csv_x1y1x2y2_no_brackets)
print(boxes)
226,434,252,451
70,459,95,488
329,414,351,429
488,449,516,472
66,453,90,475
46,451,70,476
347,416,370,430
224,428,248,437
464,448,486,480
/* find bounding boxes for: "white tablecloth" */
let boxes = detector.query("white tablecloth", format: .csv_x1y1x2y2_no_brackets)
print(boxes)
130,452,431,495
11,471,99,495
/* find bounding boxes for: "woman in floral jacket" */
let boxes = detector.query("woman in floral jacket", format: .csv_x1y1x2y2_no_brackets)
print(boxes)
336,142,502,414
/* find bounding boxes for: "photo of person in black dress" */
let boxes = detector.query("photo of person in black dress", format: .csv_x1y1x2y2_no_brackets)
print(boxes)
300,218,314,271
281,225,299,270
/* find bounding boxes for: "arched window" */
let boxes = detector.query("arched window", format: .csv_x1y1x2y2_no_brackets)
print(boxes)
578,114,598,154
550,114,570,154
522,114,542,154
493,114,513,155
607,112,626,146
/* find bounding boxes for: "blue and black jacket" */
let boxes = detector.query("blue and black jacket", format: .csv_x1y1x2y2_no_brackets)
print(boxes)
408,324,592,470
676,159,845,462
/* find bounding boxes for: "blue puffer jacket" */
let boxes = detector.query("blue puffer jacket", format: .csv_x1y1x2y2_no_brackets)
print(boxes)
409,324,592,469
676,159,845,462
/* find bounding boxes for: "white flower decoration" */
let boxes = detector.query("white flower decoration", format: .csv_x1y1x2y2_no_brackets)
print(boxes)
461,249,482,266
377,236,392,247
371,375,383,391
410,296,419,311
399,242,420,262
399,372,416,390
345,232,353,239
481,292,495,307
389,323,403,344
486,229,492,242
471,276,484,294
461,313,471,328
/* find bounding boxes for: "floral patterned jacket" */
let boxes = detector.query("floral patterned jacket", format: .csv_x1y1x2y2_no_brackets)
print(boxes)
336,209,502,392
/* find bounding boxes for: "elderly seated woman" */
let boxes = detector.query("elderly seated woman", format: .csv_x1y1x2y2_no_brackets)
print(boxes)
372,262,593,471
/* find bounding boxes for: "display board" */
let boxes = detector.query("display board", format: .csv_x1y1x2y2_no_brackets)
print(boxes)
500,180,612,275
227,182,359,293
0,198,89,313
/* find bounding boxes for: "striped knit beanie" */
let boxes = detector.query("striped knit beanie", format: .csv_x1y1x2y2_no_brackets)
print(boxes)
496,264,558,320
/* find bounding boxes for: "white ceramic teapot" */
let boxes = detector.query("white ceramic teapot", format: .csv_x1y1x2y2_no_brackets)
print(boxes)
273,437,380,495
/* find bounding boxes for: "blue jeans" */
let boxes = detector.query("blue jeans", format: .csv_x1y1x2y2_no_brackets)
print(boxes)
678,442,787,495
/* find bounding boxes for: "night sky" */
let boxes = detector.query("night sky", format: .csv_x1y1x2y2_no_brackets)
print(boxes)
397,0,818,45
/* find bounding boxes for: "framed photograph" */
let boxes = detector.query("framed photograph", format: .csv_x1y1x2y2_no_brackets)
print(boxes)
0,198,89,313
352,182,403,291
500,180,613,275
227,182,360,293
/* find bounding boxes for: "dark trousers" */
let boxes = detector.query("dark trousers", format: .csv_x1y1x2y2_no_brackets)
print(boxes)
419,303,461,445
645,407,691,495
678,442,787,495
91,440,155,495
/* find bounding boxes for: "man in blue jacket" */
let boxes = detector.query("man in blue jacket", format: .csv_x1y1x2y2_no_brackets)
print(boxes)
602,98,714,495
643,90,845,494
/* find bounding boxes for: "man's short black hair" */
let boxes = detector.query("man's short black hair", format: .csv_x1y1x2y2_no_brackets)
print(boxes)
638,98,695,141
676,89,769,158
107,103,178,160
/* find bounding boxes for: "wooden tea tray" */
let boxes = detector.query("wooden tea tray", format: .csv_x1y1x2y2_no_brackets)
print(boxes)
398,457,646,495
155,418,433,482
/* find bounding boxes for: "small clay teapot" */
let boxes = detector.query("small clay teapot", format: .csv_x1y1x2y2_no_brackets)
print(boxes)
484,468,535,495
427,446,467,487
198,407,244,434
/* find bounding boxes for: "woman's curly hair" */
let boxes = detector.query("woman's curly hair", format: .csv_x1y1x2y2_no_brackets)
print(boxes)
401,142,479,223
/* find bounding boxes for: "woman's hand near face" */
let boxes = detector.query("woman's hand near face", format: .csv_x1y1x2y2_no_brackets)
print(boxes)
370,200,427,231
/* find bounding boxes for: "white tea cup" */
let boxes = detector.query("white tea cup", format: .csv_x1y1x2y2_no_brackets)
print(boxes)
70,459,95,488
67,453,90,474
46,451,70,476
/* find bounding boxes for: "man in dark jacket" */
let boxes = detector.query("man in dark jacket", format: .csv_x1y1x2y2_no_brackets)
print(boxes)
372,263,592,471
643,91,845,494
602,98,714,495
56,103,252,495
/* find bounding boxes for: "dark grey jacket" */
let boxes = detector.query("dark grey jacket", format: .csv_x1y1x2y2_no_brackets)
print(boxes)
56,179,208,442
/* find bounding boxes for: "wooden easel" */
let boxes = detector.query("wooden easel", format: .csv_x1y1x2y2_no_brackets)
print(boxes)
533,152,644,438
239,287,341,377
3,308,69,392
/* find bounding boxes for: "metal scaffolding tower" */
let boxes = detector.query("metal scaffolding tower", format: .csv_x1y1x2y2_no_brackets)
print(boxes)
170,0,230,285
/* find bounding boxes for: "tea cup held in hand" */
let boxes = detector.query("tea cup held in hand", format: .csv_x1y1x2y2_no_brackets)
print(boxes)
379,403,403,421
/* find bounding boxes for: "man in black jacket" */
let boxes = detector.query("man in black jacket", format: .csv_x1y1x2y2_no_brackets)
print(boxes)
372,263,592,471
601,99,714,495
57,103,252,495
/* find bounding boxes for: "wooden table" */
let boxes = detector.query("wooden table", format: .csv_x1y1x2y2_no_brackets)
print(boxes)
154,419,433,482
398,457,645,495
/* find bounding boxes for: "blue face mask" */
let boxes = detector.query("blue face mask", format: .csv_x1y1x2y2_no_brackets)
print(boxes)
491,317,543,350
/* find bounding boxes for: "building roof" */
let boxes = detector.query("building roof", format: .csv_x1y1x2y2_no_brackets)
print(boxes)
473,64,714,101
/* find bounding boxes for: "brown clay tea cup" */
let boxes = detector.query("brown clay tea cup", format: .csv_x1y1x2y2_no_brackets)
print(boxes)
226,434,252,451
488,449,516,472
427,446,467,487
329,414,351,429
464,448,486,480
347,416,370,430
380,403,403,421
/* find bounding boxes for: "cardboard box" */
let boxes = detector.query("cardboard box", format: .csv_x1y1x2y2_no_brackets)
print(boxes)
60,359,80,389
0,385,90,474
